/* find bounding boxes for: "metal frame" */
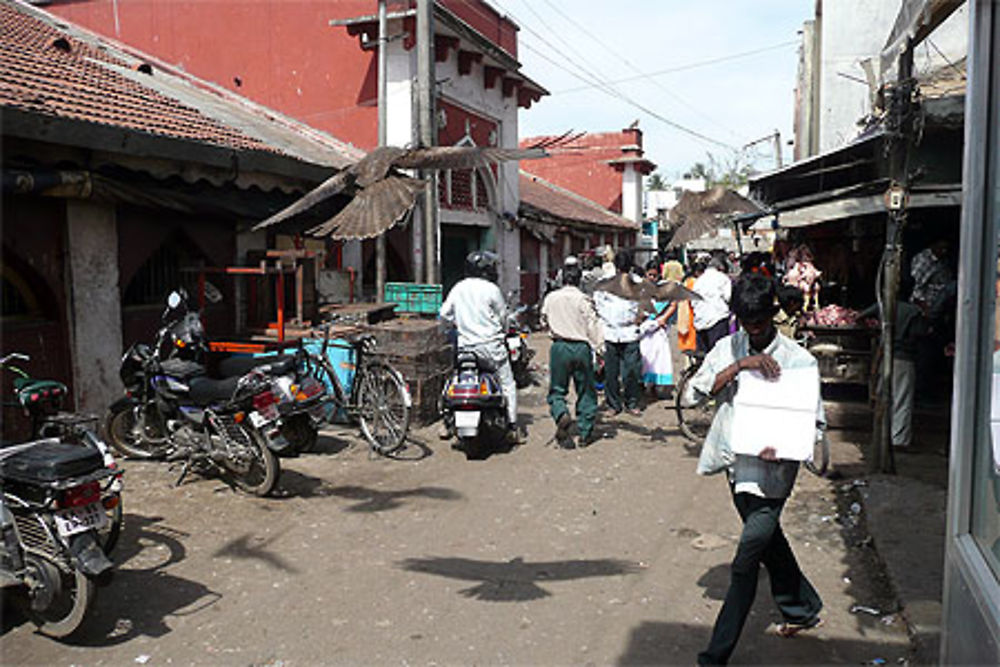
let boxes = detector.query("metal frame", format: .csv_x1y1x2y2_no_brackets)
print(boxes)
941,0,1000,662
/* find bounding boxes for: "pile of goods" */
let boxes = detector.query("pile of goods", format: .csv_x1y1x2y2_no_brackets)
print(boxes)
803,304,863,327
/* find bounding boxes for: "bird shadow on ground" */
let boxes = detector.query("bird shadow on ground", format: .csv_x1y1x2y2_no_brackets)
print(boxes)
275,469,464,512
606,417,699,455
1,513,221,647
397,555,641,602
213,529,299,573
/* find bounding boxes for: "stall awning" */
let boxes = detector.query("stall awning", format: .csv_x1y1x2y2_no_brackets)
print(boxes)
776,186,961,228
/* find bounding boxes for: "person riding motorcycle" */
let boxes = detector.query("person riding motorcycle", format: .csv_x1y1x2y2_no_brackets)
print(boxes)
439,250,525,445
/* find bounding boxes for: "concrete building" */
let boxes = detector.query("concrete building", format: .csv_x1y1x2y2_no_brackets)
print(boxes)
793,0,968,159
44,0,548,298
0,0,359,434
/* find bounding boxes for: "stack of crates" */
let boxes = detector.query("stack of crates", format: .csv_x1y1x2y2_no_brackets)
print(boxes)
366,318,453,425
384,282,442,315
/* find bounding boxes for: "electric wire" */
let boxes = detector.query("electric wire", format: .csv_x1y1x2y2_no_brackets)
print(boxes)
535,0,743,141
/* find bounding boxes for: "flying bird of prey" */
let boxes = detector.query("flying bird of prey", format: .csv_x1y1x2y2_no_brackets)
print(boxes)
253,145,546,240
398,556,641,602
592,273,702,317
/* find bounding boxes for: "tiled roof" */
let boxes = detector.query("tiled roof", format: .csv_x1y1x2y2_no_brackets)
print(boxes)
519,171,637,230
0,0,362,169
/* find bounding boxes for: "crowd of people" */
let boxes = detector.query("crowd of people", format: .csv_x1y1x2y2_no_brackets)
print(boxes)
438,240,954,665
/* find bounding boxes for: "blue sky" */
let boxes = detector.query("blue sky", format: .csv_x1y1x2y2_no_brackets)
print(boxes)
499,0,814,181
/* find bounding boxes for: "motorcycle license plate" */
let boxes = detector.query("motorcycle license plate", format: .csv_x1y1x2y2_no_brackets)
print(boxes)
250,404,279,427
454,411,481,429
54,502,108,538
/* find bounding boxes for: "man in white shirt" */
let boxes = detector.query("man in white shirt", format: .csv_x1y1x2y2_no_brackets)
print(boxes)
692,254,733,355
593,250,642,415
439,250,522,443
691,274,823,665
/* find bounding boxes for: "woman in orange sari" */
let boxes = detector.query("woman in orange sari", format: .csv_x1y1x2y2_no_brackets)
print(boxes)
675,261,704,366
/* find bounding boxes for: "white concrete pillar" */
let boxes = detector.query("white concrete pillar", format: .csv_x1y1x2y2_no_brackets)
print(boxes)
621,164,642,223
65,200,123,413
539,241,549,281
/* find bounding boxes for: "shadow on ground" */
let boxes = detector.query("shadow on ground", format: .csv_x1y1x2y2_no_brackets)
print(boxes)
397,555,641,602
1,513,221,647
276,470,464,511
617,619,907,665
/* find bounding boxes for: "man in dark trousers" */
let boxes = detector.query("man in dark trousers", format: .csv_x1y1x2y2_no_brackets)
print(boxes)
593,250,643,415
689,274,824,665
541,259,604,448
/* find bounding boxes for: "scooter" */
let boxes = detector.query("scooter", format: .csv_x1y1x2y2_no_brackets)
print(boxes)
439,350,509,460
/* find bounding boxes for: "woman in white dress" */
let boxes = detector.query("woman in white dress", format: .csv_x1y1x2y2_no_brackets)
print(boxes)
640,261,676,400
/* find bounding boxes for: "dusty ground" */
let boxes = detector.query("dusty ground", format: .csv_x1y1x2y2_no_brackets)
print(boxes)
1,335,913,666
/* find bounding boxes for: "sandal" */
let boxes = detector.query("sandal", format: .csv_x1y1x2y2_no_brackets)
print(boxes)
775,616,823,638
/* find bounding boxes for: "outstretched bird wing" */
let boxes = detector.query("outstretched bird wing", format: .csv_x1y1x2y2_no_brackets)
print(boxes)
252,168,355,230
306,175,425,240
592,273,642,301
641,280,703,303
392,146,547,171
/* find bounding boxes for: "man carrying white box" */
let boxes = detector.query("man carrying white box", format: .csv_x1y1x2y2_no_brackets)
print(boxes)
690,273,825,666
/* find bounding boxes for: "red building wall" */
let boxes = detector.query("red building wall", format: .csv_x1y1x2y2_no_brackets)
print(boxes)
520,129,645,214
47,0,518,152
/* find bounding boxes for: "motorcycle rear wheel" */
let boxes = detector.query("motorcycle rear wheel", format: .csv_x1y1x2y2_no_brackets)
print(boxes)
103,403,169,459
98,493,123,555
23,553,94,639
281,413,318,454
226,424,280,497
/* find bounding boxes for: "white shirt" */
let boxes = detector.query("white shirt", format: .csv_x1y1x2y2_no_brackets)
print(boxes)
593,290,640,343
439,277,506,349
688,330,825,498
692,267,732,330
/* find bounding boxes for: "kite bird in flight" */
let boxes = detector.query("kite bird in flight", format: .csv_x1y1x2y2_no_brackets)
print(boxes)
253,145,547,240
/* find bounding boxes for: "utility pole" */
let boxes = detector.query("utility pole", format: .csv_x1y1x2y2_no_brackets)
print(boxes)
874,37,914,475
416,0,438,284
375,0,387,302
772,129,783,169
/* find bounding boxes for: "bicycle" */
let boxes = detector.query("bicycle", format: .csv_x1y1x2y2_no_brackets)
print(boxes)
674,350,715,442
304,319,412,457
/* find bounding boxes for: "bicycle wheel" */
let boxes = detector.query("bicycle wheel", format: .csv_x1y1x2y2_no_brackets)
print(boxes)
674,370,715,443
356,362,411,455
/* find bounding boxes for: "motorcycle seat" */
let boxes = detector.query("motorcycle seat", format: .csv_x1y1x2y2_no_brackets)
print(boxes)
1,439,105,484
456,350,498,373
161,358,207,380
216,354,296,379
187,375,239,406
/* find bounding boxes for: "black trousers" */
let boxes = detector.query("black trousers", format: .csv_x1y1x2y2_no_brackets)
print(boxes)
696,318,731,355
697,491,823,665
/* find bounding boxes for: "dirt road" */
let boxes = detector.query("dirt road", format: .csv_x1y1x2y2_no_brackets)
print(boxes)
2,336,911,665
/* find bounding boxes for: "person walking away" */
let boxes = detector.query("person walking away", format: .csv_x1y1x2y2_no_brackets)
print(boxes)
593,250,643,416
690,274,824,665
540,259,604,449
640,260,675,400
439,250,524,444
693,254,732,355
661,254,685,283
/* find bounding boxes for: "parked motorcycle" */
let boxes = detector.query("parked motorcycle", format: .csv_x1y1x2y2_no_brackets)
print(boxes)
439,350,509,460
2,353,123,554
103,307,283,495
0,438,115,638
159,289,325,455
